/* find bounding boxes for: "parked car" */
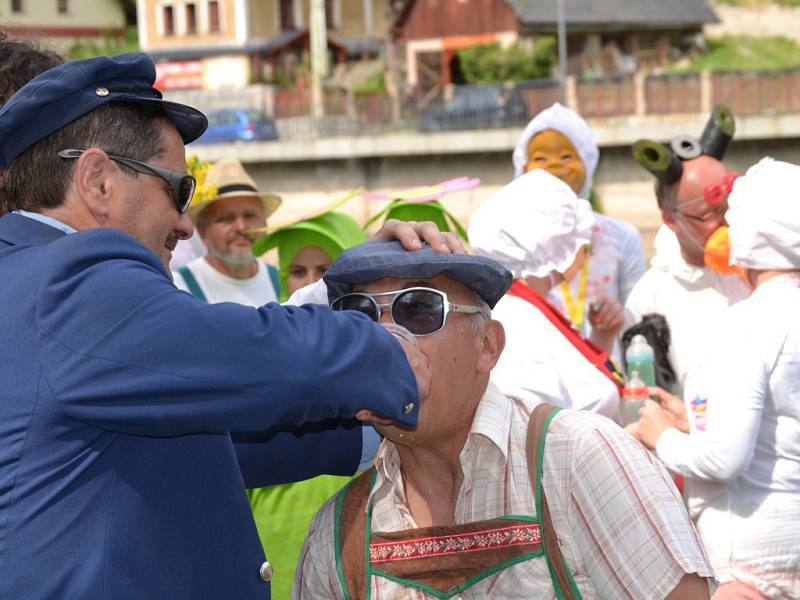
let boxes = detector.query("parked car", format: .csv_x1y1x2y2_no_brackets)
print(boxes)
418,85,529,132
194,109,279,144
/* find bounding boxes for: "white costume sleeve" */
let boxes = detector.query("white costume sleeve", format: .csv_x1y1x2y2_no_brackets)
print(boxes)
285,278,330,306
655,305,781,482
611,218,646,305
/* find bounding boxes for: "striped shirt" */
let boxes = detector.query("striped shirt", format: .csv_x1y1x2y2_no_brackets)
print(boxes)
294,382,714,599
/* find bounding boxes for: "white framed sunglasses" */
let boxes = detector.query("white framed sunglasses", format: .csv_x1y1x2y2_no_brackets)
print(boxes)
330,286,484,336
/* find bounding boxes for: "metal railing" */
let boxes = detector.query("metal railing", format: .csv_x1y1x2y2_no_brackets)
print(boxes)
165,67,800,142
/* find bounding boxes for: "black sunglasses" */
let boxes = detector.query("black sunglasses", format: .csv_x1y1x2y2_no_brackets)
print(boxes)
330,287,484,336
58,148,196,214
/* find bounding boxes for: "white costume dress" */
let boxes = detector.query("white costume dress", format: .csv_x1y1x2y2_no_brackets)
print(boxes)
655,159,800,598
624,225,749,395
491,293,620,419
655,274,800,598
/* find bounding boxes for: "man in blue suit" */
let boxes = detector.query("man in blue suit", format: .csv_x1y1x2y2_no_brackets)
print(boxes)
0,53,455,599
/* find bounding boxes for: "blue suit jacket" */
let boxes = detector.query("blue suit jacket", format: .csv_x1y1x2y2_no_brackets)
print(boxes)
0,214,418,599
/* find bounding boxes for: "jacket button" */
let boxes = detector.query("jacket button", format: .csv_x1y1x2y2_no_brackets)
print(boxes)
259,560,273,582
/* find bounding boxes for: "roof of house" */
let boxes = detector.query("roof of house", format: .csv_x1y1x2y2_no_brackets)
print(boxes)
506,0,719,31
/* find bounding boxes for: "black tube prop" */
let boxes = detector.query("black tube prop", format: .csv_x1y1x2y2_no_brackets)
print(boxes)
671,135,702,160
632,139,684,185
699,105,735,160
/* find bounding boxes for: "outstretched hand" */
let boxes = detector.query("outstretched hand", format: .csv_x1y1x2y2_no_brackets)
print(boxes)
648,386,689,432
373,219,466,254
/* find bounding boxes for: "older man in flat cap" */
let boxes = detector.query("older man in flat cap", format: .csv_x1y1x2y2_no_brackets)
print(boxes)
0,52,461,600
294,240,715,600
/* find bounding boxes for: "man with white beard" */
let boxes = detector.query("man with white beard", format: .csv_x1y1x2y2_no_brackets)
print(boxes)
173,158,282,302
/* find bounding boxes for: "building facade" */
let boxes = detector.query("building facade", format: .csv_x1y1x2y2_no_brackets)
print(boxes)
1,0,126,52
392,0,719,96
137,0,392,89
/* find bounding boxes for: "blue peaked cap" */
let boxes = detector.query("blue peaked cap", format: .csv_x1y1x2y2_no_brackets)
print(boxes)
0,52,207,168
323,240,513,309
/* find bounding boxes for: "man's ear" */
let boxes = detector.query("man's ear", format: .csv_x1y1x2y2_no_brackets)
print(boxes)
661,207,679,234
476,319,505,374
72,149,118,219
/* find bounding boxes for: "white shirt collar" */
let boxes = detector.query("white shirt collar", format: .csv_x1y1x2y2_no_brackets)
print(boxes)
13,210,76,235
467,381,513,460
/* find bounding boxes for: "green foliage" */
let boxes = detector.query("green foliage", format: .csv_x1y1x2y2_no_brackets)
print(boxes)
354,72,385,94
269,67,292,88
456,38,556,84
68,25,138,60
673,35,800,71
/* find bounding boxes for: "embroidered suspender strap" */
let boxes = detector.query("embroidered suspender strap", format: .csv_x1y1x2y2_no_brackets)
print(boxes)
336,469,375,600
507,280,624,392
266,264,281,298
177,266,207,302
526,403,582,600
368,517,543,597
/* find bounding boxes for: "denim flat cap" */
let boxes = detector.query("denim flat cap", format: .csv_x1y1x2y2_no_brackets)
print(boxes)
323,240,513,308
0,52,207,168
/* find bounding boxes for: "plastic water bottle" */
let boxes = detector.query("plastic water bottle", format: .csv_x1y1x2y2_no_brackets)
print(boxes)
620,371,649,426
625,334,656,388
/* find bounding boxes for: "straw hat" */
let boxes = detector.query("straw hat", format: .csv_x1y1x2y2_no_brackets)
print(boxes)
189,158,282,221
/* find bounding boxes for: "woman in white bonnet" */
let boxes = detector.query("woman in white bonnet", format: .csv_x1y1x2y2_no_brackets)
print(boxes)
469,169,622,419
633,157,800,599
512,103,645,350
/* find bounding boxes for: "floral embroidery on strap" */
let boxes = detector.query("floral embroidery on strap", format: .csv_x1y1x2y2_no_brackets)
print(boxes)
370,523,542,563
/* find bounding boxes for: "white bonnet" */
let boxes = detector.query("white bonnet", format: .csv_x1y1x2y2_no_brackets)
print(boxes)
727,157,800,271
468,169,595,279
511,102,599,199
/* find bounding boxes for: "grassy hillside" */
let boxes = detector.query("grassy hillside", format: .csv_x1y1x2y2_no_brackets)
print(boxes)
672,35,800,71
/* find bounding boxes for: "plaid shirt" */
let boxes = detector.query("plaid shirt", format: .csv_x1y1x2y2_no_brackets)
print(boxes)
294,383,714,599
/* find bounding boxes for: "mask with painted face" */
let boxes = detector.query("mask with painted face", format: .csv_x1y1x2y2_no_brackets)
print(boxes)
525,129,587,195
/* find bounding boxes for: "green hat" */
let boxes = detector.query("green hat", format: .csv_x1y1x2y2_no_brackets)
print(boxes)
253,211,367,301
362,177,478,240
363,199,468,240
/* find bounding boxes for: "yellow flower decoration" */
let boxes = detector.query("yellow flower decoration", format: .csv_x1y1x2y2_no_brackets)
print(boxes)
186,155,218,208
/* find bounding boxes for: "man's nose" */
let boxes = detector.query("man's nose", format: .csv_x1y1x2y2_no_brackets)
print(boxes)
377,306,393,325
176,212,194,240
